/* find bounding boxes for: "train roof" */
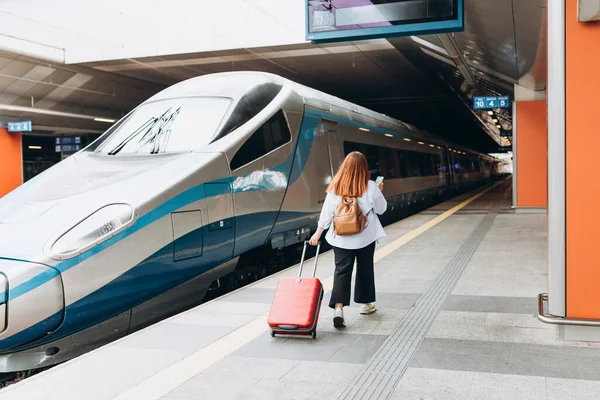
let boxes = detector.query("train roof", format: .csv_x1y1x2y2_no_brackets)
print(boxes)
147,71,497,161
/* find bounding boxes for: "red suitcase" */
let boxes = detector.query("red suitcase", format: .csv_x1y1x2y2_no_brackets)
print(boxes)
268,241,323,339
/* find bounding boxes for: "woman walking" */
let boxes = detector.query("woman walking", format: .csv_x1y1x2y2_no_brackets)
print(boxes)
309,151,387,328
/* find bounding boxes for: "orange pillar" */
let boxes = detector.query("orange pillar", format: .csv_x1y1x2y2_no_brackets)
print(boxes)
515,100,548,208
565,0,600,318
0,128,22,198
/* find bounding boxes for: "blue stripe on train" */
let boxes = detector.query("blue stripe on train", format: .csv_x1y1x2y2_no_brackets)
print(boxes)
0,211,313,352
6,109,322,303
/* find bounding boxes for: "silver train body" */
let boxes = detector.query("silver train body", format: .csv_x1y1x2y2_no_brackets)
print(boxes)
0,72,500,371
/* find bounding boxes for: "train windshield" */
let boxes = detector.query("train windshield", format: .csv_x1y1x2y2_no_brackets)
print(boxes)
92,97,232,155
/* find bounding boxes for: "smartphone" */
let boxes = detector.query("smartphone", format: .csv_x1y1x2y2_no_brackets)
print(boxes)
375,176,384,185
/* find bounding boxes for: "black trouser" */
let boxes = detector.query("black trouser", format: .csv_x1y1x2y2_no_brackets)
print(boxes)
329,242,376,308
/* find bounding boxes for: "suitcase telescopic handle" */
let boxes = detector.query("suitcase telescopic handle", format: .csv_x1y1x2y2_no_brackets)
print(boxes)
298,241,321,278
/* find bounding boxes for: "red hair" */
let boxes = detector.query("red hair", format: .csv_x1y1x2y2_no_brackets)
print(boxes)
327,151,369,197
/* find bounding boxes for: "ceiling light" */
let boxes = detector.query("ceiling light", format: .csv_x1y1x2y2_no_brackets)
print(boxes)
418,141,424,145
28,145,42,150
437,146,441,149
429,144,435,148
496,125,502,129
492,119,498,123
487,111,494,115
384,133,393,137
94,118,116,123
403,138,411,142
0,103,117,123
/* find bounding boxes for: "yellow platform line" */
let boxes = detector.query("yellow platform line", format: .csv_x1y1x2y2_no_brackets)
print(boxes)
374,181,502,263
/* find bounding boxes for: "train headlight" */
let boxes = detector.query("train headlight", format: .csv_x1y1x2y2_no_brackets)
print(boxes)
49,204,135,259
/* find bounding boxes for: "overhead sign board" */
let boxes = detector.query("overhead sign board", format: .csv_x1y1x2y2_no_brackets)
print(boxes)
473,96,511,110
7,121,32,132
55,144,81,153
56,136,81,145
307,0,464,43
55,136,82,153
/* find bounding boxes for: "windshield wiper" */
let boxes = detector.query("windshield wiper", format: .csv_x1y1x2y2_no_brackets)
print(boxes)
106,117,159,155
105,107,181,155
147,107,181,154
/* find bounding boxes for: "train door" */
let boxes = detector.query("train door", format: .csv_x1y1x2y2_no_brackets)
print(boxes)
325,120,342,174
443,147,455,190
130,153,235,331
297,118,337,207
315,119,337,205
270,117,337,247
204,179,235,263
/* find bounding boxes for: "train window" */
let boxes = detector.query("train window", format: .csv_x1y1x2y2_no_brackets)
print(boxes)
396,150,409,178
417,153,426,176
230,110,291,170
455,156,464,172
406,151,421,177
344,141,365,156
342,141,445,179
343,141,381,179
213,82,283,141
363,144,381,180
93,97,233,155
455,155,475,173
382,147,399,179
422,153,434,176
434,154,442,175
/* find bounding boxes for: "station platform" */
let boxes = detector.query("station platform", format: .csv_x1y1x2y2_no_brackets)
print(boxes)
2,178,598,400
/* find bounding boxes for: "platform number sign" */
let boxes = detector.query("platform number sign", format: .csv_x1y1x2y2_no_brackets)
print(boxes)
473,95,510,110
473,97,485,110
7,121,32,132
485,97,498,108
498,96,510,108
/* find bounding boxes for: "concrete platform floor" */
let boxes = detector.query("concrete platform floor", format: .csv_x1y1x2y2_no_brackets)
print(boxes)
2,178,597,400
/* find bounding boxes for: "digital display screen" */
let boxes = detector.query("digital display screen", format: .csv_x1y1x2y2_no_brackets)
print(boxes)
307,0,462,42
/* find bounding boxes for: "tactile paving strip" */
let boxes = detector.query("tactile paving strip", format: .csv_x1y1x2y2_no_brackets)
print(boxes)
339,212,498,400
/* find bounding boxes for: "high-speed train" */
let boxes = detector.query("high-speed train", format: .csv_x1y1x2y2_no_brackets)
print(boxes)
0,71,501,371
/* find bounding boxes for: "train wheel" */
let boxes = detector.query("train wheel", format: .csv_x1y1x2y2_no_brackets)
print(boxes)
311,331,317,339
270,330,276,338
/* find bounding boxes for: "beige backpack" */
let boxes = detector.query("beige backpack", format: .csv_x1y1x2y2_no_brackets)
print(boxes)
332,197,367,236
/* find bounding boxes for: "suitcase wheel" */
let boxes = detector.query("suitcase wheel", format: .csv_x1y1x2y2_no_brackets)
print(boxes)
311,331,317,339
270,330,276,338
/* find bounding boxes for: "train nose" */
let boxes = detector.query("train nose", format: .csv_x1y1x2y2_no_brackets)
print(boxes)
0,259,64,351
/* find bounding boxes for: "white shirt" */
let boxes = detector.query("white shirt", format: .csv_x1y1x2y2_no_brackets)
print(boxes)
317,180,387,249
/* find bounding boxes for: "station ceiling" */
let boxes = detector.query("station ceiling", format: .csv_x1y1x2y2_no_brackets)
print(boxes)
0,0,546,154
0,51,162,135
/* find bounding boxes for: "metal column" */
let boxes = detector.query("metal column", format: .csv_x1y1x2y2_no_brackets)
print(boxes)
547,0,566,317
512,100,518,208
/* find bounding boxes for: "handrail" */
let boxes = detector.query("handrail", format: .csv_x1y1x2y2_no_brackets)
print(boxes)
537,293,600,326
